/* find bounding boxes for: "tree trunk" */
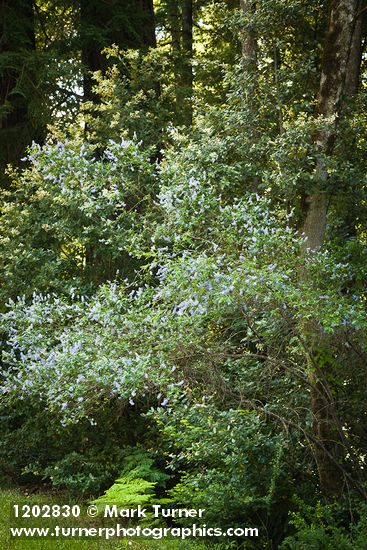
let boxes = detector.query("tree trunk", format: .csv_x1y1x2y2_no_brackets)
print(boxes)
239,0,259,186
0,0,39,184
344,0,364,98
168,0,181,52
239,0,258,108
181,0,193,125
165,0,193,126
80,0,157,102
239,0,257,75
137,0,157,48
301,0,360,499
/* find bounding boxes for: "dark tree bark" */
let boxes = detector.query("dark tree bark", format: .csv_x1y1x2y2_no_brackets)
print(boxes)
239,0,260,186
344,0,364,98
239,0,257,76
138,0,157,48
80,0,156,101
181,0,193,125
301,0,360,500
167,0,181,52
303,0,361,252
239,0,258,114
0,0,40,184
164,0,193,126
337,0,366,238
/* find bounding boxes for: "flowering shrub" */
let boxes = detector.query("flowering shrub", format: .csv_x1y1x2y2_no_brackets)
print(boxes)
0,138,156,301
1,284,186,424
1,134,367,544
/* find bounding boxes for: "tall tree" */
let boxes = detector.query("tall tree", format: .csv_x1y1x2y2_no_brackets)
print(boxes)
0,0,43,184
181,0,193,125
344,0,365,99
301,0,361,499
161,0,194,126
239,0,257,82
80,0,156,101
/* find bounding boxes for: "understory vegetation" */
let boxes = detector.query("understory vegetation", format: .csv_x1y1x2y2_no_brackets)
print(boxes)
1,0,367,548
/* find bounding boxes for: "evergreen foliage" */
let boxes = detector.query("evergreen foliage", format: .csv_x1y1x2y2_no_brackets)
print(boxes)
93,447,170,509
0,0,367,548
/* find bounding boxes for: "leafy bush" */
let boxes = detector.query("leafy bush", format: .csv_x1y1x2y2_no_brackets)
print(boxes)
152,400,295,547
0,396,151,495
0,138,156,303
280,500,367,550
1,125,367,548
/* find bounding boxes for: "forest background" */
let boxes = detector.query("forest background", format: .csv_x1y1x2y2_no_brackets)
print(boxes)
1,0,367,548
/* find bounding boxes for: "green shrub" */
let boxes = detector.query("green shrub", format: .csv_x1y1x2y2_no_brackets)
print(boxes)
280,500,367,550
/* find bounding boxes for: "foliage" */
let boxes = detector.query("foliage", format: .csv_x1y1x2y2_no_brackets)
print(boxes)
85,46,177,152
93,447,170,509
280,500,367,550
0,138,156,302
0,395,152,495
154,401,292,547
1,0,367,548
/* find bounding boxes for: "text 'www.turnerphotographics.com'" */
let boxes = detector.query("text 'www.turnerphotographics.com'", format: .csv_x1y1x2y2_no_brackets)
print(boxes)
10,503,259,541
